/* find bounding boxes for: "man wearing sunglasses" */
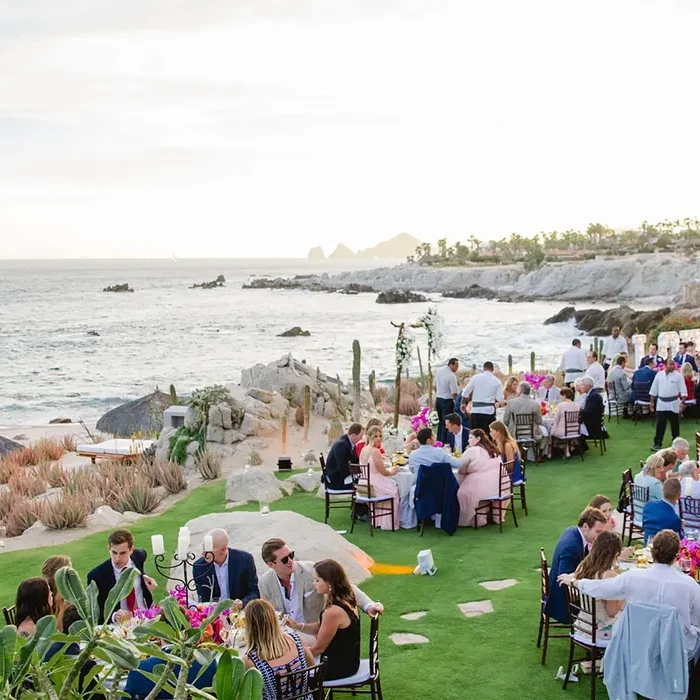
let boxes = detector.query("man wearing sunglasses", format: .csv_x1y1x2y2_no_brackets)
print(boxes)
258,538,384,629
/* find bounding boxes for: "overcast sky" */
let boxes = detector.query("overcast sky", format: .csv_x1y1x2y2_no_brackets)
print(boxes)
1,0,699,259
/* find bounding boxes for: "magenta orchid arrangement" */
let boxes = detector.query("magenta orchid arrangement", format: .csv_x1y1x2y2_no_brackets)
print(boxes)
410,407,439,433
655,360,679,372
679,538,700,575
524,373,547,391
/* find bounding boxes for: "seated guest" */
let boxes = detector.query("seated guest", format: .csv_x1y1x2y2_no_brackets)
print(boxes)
674,342,698,372
354,418,384,459
679,461,700,499
407,428,461,475
631,356,656,403
87,529,157,624
642,478,682,544
585,351,606,393
457,429,507,528
325,423,365,490
15,577,53,638
444,412,469,454
359,426,400,530
489,420,523,484
589,494,616,532
657,448,680,477
549,388,582,457
244,599,315,700
544,507,607,623
258,538,382,627
571,531,624,643
287,559,360,681
503,376,519,403
638,342,663,368
573,378,587,407
665,438,689,472
634,454,665,500
503,382,546,456
193,528,259,606
538,375,561,404
562,529,700,662
607,355,632,405
681,363,697,416
580,377,605,443
41,554,71,618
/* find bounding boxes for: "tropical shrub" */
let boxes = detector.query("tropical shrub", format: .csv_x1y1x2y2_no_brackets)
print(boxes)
5,499,38,537
196,449,222,481
156,461,188,494
115,475,162,514
38,492,90,529
168,426,204,465
35,436,65,461
8,470,46,498
61,433,79,452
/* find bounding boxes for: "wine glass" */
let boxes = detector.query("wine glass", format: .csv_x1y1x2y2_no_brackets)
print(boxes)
680,556,692,574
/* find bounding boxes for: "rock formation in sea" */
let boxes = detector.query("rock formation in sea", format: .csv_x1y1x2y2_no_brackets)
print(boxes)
103,283,134,293
355,232,423,260
544,304,671,336
376,290,428,304
328,243,355,260
191,274,225,289
277,326,311,337
307,246,325,260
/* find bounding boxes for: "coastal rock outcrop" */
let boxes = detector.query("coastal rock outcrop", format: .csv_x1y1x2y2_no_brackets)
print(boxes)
376,289,428,304
545,304,671,337
102,283,134,293
96,389,172,437
277,326,311,337
0,435,23,458
442,284,498,300
544,307,576,325
191,275,225,289
307,246,325,261
328,243,355,260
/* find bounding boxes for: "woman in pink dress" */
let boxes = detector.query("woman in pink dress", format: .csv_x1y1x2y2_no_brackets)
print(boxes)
457,428,509,528
359,426,400,530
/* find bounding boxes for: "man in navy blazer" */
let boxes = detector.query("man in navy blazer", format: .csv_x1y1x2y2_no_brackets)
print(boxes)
642,478,683,545
192,529,259,607
324,423,364,490
631,357,656,402
444,413,469,453
544,508,607,623
580,378,605,442
674,342,698,372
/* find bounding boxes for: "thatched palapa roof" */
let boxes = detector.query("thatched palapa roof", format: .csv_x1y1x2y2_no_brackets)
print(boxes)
0,435,23,458
96,389,173,438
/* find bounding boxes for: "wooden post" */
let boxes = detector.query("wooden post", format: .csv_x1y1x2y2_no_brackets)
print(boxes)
417,346,425,390
391,322,406,429
281,416,287,454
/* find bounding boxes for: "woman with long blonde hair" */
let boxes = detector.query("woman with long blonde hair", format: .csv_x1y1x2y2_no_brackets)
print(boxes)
244,599,315,700
41,554,71,618
358,426,400,530
489,421,523,483
503,376,519,402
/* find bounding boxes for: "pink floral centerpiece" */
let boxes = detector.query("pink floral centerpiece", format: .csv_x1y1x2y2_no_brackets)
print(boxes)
524,373,547,391
539,401,549,416
679,538,700,578
410,407,439,433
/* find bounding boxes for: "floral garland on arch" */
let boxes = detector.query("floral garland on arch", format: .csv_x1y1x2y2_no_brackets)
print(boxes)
396,328,416,372
416,306,444,360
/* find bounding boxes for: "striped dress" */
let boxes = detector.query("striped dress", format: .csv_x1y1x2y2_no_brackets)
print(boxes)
248,631,309,700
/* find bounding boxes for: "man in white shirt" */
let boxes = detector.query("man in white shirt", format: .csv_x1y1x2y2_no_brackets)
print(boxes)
559,529,700,660
434,358,459,443
408,428,461,475
601,326,627,370
559,339,587,387
461,361,505,431
650,356,688,450
537,374,562,404
585,351,606,393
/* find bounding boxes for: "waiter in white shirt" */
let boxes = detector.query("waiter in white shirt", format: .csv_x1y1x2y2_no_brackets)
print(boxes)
585,351,606,393
650,356,688,450
461,361,504,432
434,358,459,443
601,326,627,371
559,339,587,387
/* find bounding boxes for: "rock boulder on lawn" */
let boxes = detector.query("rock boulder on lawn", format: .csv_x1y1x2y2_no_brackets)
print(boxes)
0,435,23,458
225,468,289,504
288,471,321,492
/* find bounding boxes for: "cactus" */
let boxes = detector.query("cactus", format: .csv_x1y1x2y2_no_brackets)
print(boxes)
169,384,178,405
417,346,425,390
302,385,311,444
530,351,535,373
507,354,513,375
368,370,377,401
248,450,262,466
472,363,477,372
352,339,361,422
328,417,343,446
295,406,304,426
281,415,288,453
589,343,593,353
336,373,345,417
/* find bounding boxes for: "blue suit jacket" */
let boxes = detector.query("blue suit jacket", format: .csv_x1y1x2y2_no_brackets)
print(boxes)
414,463,460,535
544,527,586,623
642,499,682,545
325,434,356,490
446,428,469,453
192,547,259,607
674,353,698,372
582,391,604,439
631,366,655,402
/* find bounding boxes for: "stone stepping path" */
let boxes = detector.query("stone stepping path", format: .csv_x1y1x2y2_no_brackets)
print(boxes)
389,633,430,645
479,579,519,591
458,600,494,618
400,611,427,621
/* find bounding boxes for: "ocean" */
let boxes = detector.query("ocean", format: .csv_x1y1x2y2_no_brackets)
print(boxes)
0,258,593,425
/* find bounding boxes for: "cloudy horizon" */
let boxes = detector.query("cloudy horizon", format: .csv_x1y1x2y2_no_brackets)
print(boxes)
1,0,699,259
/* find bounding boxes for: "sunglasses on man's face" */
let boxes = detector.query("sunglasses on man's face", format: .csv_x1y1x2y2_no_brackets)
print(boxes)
279,551,295,565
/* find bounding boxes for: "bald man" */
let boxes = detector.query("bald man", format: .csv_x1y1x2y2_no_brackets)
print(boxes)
192,528,259,607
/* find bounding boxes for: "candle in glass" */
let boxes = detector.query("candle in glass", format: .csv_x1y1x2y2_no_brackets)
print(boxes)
203,535,213,552
151,534,165,556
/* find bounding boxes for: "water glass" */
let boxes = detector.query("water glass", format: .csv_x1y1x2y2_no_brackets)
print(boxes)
681,556,692,574
259,501,270,516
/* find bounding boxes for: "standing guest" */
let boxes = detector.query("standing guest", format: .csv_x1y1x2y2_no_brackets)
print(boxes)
601,326,627,370
634,454,665,501
650,356,687,450
288,559,361,681
434,358,459,443
359,426,400,530
457,429,507,528
639,342,663,369
489,420,523,484
631,356,656,403
679,461,700,499
407,428,461,475
588,494,616,532
462,362,505,431
538,375,562,404
642,478,682,544
193,528,259,606
544,507,608,623
503,376,520,403
504,382,546,457
324,423,365,489
549,388,582,458
41,555,71,618
560,339,588,388
608,355,633,405
87,529,157,624
674,342,699,372
444,412,469,455
15,578,53,638
579,377,605,445
258,538,382,627
243,599,315,700
585,351,606,393
354,418,383,459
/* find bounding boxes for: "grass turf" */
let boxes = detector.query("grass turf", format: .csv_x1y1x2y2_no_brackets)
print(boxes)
1,418,696,699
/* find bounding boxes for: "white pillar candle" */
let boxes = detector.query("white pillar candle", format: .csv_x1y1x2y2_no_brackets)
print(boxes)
203,535,213,552
177,536,188,560
151,534,165,556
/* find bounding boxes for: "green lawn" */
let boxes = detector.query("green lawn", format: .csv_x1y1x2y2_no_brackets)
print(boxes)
1,418,696,699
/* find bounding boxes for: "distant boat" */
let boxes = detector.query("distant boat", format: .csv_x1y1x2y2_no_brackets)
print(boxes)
172,255,177,264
